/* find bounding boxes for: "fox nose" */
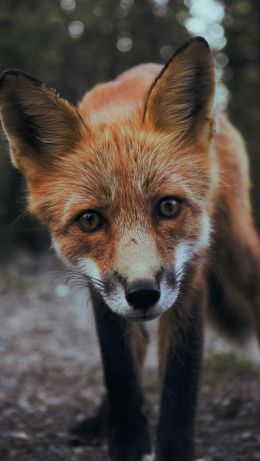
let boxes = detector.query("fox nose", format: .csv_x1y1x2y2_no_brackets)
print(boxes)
126,282,160,310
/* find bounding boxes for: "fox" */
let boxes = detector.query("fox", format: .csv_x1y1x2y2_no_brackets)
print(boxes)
0,37,260,461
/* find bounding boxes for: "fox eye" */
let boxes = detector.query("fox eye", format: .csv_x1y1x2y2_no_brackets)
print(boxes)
77,211,104,232
156,197,183,219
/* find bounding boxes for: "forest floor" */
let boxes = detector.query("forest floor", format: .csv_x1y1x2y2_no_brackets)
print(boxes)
0,252,259,461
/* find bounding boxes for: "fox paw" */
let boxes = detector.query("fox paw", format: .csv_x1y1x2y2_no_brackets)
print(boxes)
69,397,108,446
69,414,106,446
109,422,151,461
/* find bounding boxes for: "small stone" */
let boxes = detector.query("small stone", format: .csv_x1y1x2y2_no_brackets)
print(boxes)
195,458,213,461
73,447,84,454
9,431,30,440
241,431,252,440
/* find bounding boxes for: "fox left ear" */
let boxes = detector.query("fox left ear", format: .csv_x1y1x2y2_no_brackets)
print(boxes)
143,37,215,147
0,69,85,174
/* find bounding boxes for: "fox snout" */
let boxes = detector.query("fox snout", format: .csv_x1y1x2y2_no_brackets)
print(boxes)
99,265,179,320
125,281,161,311
95,230,180,319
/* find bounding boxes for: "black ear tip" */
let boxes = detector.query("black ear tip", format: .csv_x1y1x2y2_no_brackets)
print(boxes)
183,37,214,64
191,36,210,48
169,36,212,63
0,68,42,89
184,36,211,54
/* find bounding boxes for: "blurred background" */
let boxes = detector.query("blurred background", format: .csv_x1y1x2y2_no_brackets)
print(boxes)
1,0,260,259
0,3,260,459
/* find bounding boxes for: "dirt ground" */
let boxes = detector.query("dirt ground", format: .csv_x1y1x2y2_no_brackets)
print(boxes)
0,252,259,461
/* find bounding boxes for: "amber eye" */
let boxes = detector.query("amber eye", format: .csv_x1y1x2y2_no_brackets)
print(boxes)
156,197,183,219
77,211,104,232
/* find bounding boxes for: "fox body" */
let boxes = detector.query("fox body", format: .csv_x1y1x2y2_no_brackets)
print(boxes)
1,38,260,461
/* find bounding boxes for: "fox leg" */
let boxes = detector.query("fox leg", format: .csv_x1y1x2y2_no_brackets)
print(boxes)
156,292,204,461
70,313,149,450
92,292,151,461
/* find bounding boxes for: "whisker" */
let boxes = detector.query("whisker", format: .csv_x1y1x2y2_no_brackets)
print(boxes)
49,269,105,293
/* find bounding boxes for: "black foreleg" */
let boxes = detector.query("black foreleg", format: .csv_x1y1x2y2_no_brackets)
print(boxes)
93,292,152,461
157,301,203,461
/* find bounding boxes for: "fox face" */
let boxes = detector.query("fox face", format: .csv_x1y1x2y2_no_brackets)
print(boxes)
0,37,216,320
51,127,213,321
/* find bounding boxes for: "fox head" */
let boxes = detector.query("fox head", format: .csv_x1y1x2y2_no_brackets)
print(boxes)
0,37,216,320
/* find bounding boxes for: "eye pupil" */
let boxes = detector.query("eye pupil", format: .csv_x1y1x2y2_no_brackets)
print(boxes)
158,197,182,218
78,212,102,232
163,201,174,213
87,214,96,225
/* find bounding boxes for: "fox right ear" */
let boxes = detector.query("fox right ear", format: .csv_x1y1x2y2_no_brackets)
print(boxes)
0,69,85,173
143,37,215,147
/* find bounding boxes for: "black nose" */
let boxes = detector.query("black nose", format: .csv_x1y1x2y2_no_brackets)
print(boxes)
126,282,160,311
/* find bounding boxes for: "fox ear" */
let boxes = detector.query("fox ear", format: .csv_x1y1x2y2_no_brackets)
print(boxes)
144,37,215,146
0,70,85,173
